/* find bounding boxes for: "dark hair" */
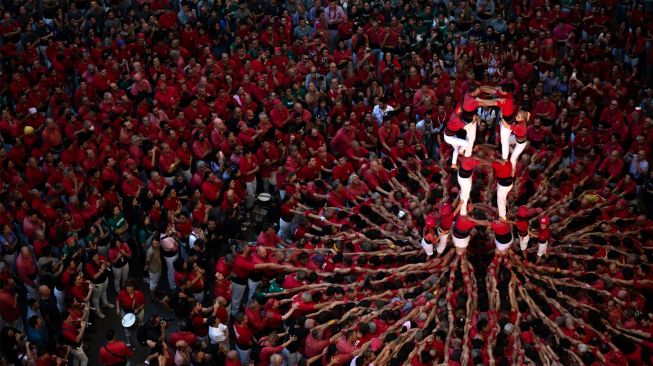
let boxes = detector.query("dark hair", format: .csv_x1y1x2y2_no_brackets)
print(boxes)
106,329,116,340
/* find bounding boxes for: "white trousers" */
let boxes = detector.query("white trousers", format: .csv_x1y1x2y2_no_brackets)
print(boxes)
436,229,449,254
500,122,512,160
148,270,161,292
278,217,292,240
510,139,528,171
497,183,513,219
112,264,129,292
444,134,467,166
247,278,259,302
69,346,88,366
457,174,472,216
519,234,530,251
91,278,109,313
464,122,477,157
54,287,66,312
537,242,548,257
164,253,179,291
452,235,470,248
420,238,434,256
245,180,257,209
495,239,512,253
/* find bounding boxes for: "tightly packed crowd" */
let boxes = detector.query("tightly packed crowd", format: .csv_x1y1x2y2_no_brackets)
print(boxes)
1,0,653,365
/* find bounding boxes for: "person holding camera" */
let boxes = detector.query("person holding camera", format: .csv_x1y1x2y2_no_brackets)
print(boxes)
98,329,133,366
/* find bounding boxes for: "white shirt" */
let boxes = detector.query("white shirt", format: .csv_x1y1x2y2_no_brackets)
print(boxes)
209,323,228,343
372,104,394,126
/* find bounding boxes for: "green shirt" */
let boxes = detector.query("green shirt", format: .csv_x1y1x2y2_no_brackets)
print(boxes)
108,213,127,232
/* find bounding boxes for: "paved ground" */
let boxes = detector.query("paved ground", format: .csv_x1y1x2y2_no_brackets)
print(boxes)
82,265,178,364
82,223,260,364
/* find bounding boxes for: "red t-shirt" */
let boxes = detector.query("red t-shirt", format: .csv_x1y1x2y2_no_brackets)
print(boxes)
116,290,146,312
460,156,481,172
232,254,255,279
99,341,134,365
491,221,511,236
454,215,475,235
492,160,512,179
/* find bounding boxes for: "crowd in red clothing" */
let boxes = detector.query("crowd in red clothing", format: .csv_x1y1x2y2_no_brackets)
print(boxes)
1,0,653,365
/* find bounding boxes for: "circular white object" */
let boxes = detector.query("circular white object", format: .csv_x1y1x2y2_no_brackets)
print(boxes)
257,193,272,202
121,313,136,328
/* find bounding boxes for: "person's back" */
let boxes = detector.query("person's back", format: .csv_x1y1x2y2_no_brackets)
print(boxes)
99,329,133,366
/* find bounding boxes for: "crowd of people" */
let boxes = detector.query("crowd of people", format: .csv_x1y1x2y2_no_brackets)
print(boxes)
1,0,653,365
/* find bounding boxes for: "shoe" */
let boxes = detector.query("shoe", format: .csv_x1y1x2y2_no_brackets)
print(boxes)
96,312,106,319
104,303,115,309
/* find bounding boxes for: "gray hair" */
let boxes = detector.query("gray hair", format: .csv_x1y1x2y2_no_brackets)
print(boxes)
300,291,313,303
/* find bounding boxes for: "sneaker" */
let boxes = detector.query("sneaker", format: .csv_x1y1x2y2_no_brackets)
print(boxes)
96,312,106,319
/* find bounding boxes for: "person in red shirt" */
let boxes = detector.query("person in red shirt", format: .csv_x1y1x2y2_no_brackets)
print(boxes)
598,149,625,183
451,209,476,255
230,243,275,317
536,216,551,261
515,205,541,251
443,113,478,168
168,319,197,349
257,333,298,366
492,159,513,220
508,111,530,173
98,329,133,366
239,149,259,209
457,155,487,216
533,94,557,126
513,55,534,84
115,278,145,345
108,238,131,293
70,272,93,305
233,313,254,364
61,311,89,366
476,83,516,161
0,279,21,329
84,250,114,319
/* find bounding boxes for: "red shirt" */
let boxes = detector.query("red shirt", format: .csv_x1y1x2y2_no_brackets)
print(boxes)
99,341,134,365
538,228,551,242
62,321,81,346
239,156,259,182
496,92,515,116
232,254,255,279
233,322,253,346
167,331,196,348
460,156,481,172
116,290,146,312
509,121,528,139
201,180,222,202
454,215,475,236
491,221,511,236
492,160,512,179
462,93,479,113
0,289,20,322
446,114,466,134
